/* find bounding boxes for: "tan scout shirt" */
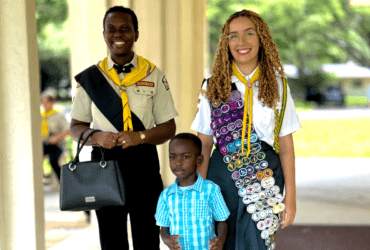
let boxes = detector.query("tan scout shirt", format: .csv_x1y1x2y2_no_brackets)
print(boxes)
43,112,70,148
71,53,178,132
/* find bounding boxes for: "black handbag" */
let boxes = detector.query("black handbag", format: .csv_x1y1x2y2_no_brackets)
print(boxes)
60,129,125,211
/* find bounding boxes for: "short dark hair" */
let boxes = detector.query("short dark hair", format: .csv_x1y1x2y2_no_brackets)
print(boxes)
170,133,202,156
103,6,138,32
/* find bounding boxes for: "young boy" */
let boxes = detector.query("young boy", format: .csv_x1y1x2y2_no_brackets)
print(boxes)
155,133,230,250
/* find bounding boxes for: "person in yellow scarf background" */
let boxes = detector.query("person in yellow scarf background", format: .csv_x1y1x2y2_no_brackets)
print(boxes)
41,92,70,180
69,6,178,250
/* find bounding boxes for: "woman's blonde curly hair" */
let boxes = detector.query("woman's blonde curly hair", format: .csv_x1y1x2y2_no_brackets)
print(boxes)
207,9,284,108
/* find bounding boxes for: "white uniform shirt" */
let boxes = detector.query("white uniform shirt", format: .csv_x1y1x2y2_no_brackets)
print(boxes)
191,66,301,147
71,53,178,132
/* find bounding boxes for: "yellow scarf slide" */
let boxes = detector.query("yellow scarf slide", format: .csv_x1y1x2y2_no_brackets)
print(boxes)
232,62,286,154
232,62,259,157
41,109,57,137
99,56,155,131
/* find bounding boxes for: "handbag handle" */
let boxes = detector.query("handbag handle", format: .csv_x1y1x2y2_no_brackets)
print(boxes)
69,129,107,171
73,129,96,163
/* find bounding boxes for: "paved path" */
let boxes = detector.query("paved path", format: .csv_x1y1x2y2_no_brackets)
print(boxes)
297,107,370,120
295,157,370,226
45,157,370,249
45,106,370,248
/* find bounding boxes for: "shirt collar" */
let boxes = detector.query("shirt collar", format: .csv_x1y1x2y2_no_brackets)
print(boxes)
231,64,258,83
107,52,139,70
168,173,204,195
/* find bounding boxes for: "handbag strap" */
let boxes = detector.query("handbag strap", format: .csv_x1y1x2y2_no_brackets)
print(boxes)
77,128,90,146
72,129,105,164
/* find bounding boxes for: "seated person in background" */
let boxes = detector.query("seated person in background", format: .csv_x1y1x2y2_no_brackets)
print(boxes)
41,92,70,180
155,133,230,250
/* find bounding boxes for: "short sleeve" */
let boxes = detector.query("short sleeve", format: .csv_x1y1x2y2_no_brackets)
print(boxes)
154,192,170,227
191,79,213,135
279,80,301,136
58,113,70,131
70,86,93,123
211,185,230,221
152,73,178,125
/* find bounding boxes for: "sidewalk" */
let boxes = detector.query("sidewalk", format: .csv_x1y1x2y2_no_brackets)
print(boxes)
44,179,167,250
44,157,370,249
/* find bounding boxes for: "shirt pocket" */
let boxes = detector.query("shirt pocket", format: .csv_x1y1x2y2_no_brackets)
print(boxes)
132,85,156,109
191,199,211,219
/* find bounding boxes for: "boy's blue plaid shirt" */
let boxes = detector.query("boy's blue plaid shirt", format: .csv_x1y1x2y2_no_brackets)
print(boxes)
155,173,230,250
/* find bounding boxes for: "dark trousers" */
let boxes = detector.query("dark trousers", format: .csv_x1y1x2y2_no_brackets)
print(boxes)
92,146,163,250
43,143,63,180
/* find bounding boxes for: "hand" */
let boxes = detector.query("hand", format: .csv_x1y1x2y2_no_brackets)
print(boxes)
91,131,118,149
280,198,296,229
162,234,182,250
209,237,223,250
116,131,142,149
47,135,60,145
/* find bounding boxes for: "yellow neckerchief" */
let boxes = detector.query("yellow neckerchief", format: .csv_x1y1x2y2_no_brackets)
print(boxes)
99,56,156,131
41,109,57,137
232,62,259,157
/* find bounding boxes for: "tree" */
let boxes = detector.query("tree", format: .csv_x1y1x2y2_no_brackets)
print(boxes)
36,0,70,96
207,0,370,93
207,0,260,64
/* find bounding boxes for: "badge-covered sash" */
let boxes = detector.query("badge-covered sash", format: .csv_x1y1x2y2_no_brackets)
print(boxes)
210,83,287,249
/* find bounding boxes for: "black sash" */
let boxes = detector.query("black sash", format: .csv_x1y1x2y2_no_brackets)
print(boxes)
75,65,145,131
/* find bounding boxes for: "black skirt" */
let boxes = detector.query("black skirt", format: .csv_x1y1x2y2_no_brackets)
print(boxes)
208,142,284,250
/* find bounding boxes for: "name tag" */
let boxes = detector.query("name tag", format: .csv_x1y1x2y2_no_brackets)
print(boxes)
136,81,154,87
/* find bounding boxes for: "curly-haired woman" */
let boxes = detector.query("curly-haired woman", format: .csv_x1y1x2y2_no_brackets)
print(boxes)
191,10,301,250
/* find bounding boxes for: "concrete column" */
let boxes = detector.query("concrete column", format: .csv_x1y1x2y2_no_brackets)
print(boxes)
109,0,131,8
160,0,208,186
131,1,163,68
68,0,108,90
132,0,207,186
0,0,45,249
177,0,207,133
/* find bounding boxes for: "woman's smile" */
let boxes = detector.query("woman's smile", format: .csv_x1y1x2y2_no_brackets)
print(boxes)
237,48,251,55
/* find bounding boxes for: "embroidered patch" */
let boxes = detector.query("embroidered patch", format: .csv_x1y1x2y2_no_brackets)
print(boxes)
136,81,154,87
162,76,170,90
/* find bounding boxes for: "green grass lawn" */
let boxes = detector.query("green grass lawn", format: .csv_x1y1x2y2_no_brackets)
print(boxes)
345,96,369,106
293,118,370,158
293,99,316,112
294,96,369,111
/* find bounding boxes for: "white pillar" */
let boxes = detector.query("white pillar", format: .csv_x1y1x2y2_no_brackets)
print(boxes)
68,0,108,90
0,0,45,249
132,0,208,187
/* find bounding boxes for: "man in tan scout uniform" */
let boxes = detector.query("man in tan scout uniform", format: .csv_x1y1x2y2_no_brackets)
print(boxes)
70,6,178,250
